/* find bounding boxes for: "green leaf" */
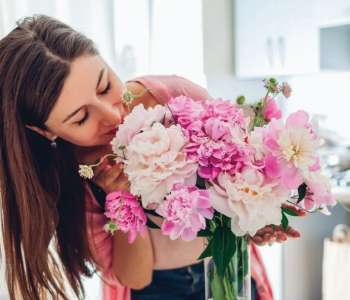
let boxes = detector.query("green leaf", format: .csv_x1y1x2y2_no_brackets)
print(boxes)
196,176,206,190
212,226,237,277
161,114,166,126
222,215,231,229
297,183,307,203
281,212,289,231
281,207,299,216
269,77,276,84
197,229,214,237
146,217,161,229
197,239,213,260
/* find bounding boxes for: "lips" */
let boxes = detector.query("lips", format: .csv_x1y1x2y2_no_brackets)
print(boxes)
106,127,119,135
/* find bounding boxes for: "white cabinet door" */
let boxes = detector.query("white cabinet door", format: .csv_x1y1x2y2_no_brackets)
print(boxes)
274,0,319,76
234,0,319,78
234,0,275,78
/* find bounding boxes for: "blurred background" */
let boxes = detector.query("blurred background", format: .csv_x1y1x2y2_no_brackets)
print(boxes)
1,0,350,299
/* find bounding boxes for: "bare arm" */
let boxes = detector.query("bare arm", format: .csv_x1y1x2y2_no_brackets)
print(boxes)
92,160,154,289
112,227,154,289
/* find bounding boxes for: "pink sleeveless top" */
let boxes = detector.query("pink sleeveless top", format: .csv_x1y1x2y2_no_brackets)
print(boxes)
85,75,274,300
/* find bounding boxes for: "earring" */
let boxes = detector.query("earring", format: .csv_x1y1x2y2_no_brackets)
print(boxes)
50,137,57,148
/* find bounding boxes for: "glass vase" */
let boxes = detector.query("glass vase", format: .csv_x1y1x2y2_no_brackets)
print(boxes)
204,235,251,300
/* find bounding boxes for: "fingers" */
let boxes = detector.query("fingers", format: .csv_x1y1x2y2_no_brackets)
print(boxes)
275,232,287,243
92,160,125,186
251,236,266,246
251,224,301,247
282,203,308,217
251,228,278,246
284,226,301,238
100,163,125,186
93,156,109,177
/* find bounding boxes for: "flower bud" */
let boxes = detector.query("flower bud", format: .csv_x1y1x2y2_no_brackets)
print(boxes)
236,94,246,105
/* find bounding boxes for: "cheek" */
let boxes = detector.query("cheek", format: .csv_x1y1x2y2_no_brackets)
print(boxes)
58,123,102,146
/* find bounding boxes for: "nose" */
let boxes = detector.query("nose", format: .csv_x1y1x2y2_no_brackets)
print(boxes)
98,101,122,126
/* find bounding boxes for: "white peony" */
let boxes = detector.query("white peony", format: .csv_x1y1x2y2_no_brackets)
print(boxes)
208,167,289,236
124,123,198,207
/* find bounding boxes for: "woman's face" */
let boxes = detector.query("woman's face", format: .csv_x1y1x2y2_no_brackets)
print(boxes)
45,55,128,146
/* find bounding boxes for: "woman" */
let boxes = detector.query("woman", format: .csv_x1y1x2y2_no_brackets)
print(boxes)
0,15,302,300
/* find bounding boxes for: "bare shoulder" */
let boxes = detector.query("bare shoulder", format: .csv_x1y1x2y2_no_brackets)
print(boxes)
126,81,159,111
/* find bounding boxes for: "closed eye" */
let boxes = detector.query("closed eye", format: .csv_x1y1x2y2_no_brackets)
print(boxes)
99,81,111,95
76,110,90,126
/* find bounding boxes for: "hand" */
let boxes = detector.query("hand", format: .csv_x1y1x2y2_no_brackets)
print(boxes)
251,203,307,246
251,225,300,246
91,158,129,194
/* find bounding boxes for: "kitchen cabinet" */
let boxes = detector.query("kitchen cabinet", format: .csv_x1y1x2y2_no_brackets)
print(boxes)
317,0,350,71
316,0,350,26
234,0,319,78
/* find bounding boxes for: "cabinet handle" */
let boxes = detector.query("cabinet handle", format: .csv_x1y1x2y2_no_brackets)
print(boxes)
278,36,285,66
266,37,273,67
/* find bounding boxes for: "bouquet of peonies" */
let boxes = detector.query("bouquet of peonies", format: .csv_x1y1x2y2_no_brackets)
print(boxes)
79,78,337,300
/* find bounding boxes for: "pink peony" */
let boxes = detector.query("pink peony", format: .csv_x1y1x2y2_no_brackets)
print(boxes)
111,104,171,162
156,183,214,241
294,171,336,214
124,123,198,207
168,96,206,128
262,110,321,189
104,190,147,243
181,120,207,161
264,97,282,121
200,98,248,129
181,98,252,180
197,125,252,180
208,167,289,236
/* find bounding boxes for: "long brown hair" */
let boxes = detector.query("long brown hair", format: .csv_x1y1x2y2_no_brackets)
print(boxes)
0,15,99,299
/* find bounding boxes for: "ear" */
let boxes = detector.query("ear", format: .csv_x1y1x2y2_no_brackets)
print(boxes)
25,125,57,140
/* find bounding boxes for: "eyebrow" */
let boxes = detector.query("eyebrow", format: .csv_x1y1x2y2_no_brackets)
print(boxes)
62,68,105,123
96,68,105,90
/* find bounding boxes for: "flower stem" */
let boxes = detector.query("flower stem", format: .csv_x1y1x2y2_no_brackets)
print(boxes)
132,88,177,124
259,91,270,127
223,275,231,300
336,199,350,212
286,200,321,213
90,153,125,168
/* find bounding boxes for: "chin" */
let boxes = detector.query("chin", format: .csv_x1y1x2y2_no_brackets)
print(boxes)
72,135,115,147
99,135,115,145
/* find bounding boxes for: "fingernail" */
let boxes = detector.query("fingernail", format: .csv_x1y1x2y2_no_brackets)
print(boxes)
119,163,124,169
